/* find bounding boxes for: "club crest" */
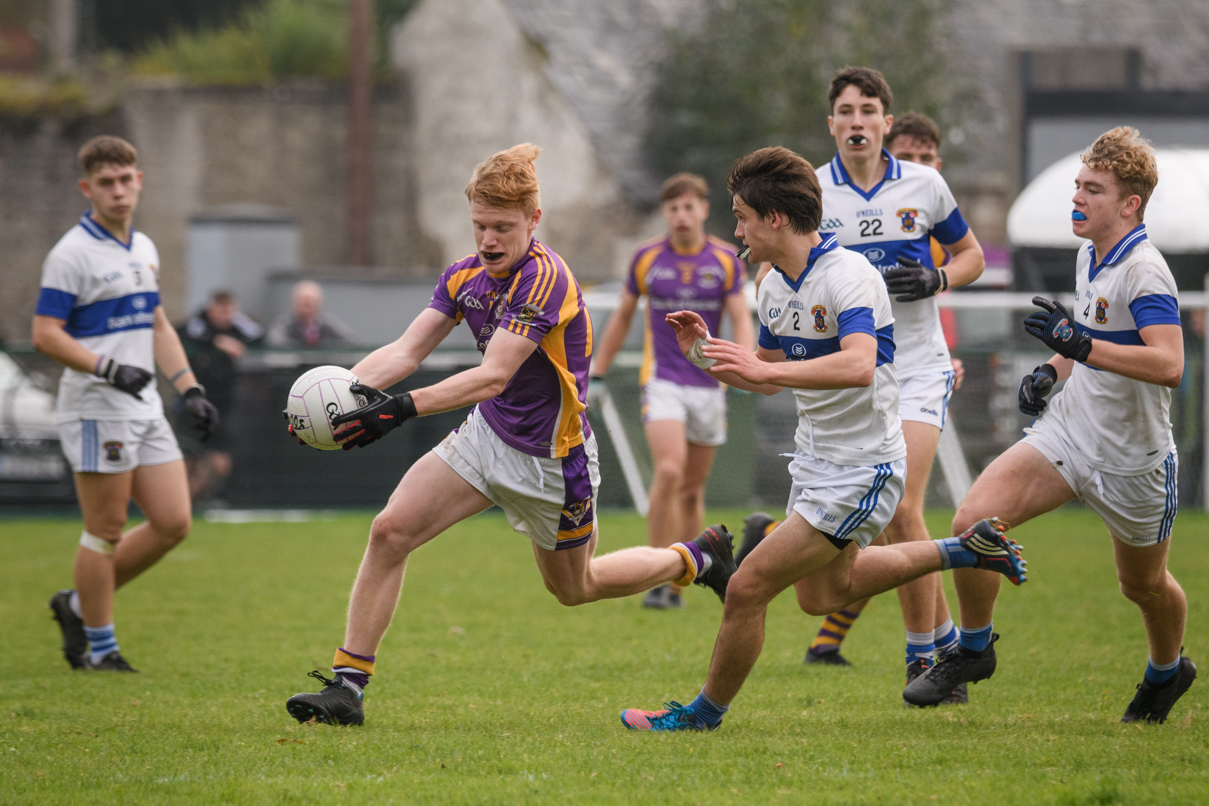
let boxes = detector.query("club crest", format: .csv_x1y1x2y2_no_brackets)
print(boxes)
811,305,828,332
1095,297,1108,324
1052,318,1074,341
897,208,919,233
104,441,124,463
516,303,544,325
562,499,592,527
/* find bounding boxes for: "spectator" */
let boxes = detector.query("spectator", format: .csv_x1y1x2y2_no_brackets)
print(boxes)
268,280,355,348
177,291,263,500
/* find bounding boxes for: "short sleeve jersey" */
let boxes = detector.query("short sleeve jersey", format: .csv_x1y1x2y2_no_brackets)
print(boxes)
819,151,969,378
757,234,906,466
35,213,164,423
1041,225,1180,475
428,238,592,459
625,235,745,388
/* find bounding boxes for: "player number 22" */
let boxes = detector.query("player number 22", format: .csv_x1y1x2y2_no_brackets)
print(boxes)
858,219,883,237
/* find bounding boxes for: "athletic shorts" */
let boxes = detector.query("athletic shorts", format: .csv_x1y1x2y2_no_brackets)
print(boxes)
434,407,600,552
898,369,956,429
59,418,183,474
785,451,907,549
1022,418,1177,546
641,378,727,447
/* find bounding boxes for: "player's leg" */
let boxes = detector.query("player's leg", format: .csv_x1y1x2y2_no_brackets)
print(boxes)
883,420,944,678
70,470,134,670
287,451,492,726
641,418,689,608
344,451,492,654
904,441,1074,705
115,459,192,588
533,533,689,605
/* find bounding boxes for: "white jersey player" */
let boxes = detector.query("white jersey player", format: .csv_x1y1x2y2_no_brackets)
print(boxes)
621,146,1025,733
904,127,1196,724
35,136,218,673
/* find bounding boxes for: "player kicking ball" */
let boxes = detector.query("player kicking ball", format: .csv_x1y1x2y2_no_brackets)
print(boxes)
904,127,1196,722
285,144,737,727
620,147,1026,732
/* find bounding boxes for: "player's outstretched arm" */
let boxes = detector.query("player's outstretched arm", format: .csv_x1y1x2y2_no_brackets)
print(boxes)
408,326,539,416
727,332,878,391
32,313,153,399
665,310,781,395
350,308,458,390
591,289,639,378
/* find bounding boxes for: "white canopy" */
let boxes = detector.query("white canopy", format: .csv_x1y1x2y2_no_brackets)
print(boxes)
1008,148,1209,252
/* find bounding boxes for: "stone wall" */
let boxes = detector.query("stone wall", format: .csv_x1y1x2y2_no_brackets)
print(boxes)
0,78,434,343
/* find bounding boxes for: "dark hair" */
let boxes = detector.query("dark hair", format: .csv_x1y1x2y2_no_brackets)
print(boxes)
887,111,941,149
210,291,235,306
726,147,822,235
78,136,138,176
659,172,709,202
828,66,893,113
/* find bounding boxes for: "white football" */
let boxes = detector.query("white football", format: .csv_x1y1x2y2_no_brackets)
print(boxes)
285,366,365,450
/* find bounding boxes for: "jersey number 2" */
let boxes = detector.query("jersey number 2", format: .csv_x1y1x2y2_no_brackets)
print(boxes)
858,219,883,238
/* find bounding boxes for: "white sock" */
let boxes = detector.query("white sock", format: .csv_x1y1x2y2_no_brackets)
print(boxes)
69,590,83,619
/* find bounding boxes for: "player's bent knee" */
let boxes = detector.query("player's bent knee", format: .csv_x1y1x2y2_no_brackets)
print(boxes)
368,511,422,557
156,514,191,546
795,586,841,617
724,569,775,614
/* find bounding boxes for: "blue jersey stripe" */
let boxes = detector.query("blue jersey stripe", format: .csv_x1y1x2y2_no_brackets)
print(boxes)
65,292,160,339
930,206,969,245
837,307,875,338
852,235,935,271
771,324,894,366
758,324,780,350
35,288,78,320
1129,294,1181,328
1076,323,1145,346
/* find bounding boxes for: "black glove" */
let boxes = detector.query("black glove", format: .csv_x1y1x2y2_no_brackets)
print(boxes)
330,383,417,451
883,257,948,302
182,385,219,441
1023,296,1093,362
1018,363,1058,417
94,356,152,399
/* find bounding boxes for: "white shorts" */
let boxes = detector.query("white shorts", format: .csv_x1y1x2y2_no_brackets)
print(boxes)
898,369,956,429
641,378,727,447
59,418,183,474
1022,419,1177,547
433,407,600,552
785,451,907,549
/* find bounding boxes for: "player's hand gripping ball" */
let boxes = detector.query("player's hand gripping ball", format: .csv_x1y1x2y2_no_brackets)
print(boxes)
283,366,367,450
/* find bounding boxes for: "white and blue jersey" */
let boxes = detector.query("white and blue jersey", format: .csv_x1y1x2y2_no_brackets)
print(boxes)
36,213,164,423
1040,224,1180,475
819,150,969,378
757,234,906,467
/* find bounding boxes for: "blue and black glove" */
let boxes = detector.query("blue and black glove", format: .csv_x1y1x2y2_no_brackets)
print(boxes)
1018,364,1057,417
331,383,417,451
883,257,947,302
1023,296,1093,362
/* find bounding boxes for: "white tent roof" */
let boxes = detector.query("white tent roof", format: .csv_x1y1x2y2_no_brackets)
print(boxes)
1008,148,1209,252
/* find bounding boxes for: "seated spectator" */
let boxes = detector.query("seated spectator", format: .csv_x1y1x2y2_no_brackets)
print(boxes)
268,280,355,348
177,291,263,502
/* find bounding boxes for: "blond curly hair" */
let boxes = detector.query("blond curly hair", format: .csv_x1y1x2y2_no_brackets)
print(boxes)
1081,127,1158,220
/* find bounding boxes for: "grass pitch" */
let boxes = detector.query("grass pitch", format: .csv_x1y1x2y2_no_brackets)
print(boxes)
1,507,1206,805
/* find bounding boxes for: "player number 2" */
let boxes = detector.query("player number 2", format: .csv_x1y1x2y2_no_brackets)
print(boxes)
792,311,800,331
858,219,883,237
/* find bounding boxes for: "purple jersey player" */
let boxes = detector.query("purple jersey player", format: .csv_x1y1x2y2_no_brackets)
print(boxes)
285,145,741,728
593,173,754,610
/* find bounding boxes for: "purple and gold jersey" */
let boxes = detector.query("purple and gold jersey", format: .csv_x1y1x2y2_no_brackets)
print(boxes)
428,239,592,459
626,235,745,388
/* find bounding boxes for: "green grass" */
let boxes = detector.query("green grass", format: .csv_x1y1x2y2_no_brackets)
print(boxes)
1,508,1206,804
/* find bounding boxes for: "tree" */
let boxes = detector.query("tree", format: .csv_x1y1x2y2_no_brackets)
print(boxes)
646,0,973,231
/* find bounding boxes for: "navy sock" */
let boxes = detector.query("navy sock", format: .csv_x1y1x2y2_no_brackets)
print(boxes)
1145,657,1180,685
958,623,993,654
935,537,978,570
688,689,728,727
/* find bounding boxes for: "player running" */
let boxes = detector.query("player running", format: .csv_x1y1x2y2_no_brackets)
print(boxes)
905,127,1196,722
742,71,984,696
620,147,1025,732
285,145,738,727
591,173,754,610
35,136,218,672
